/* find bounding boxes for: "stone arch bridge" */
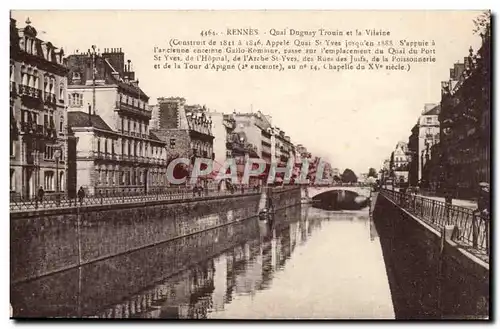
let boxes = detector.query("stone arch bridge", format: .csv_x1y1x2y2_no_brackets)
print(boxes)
302,186,372,200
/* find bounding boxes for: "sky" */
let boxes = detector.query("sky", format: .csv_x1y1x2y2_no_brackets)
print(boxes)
10,10,485,175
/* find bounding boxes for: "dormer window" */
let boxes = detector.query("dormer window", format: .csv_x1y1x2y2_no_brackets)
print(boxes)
70,92,83,107
72,72,81,81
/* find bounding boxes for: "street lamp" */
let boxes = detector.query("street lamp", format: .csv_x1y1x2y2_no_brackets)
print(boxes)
88,45,97,115
54,148,61,193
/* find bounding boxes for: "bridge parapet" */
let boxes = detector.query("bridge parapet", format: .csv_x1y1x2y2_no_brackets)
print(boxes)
306,186,372,199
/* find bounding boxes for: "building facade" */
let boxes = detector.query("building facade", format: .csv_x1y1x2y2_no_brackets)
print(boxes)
273,127,294,165
390,141,409,183
65,47,168,196
10,18,69,200
152,98,214,161
438,31,491,199
408,104,441,187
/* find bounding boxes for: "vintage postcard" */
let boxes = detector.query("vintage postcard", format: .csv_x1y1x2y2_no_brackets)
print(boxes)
9,10,490,320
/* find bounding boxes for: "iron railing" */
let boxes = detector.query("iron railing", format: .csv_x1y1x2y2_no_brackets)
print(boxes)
380,189,489,260
10,185,299,213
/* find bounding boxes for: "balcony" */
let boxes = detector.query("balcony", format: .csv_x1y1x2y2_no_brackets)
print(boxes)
261,137,271,146
20,122,56,140
10,82,16,96
115,101,152,120
19,85,42,99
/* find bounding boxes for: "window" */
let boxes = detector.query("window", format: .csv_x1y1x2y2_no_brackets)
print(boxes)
426,117,432,124
10,169,15,191
104,138,108,154
21,72,27,86
44,171,54,191
97,139,101,153
170,139,176,148
44,145,54,160
72,72,80,81
59,171,64,191
59,83,64,100
59,117,64,132
70,93,83,107
10,140,15,157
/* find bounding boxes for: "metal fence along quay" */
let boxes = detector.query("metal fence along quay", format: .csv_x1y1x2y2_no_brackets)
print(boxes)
380,189,490,261
9,185,300,213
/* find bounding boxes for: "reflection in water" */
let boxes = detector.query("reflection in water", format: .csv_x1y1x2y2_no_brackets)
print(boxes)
11,205,394,319
312,190,369,211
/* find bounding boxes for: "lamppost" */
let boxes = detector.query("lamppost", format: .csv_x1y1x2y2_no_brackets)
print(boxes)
88,45,97,115
54,148,61,193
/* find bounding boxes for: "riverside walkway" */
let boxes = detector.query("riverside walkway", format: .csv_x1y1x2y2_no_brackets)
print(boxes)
9,186,298,213
380,189,489,263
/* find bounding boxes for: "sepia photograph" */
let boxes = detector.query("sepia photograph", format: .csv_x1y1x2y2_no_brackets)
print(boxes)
8,9,491,320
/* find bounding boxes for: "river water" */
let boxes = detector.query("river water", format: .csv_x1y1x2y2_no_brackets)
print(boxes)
11,204,395,319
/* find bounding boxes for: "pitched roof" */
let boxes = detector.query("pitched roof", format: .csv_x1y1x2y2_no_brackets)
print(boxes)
104,58,149,100
423,104,441,116
68,111,113,131
149,131,162,141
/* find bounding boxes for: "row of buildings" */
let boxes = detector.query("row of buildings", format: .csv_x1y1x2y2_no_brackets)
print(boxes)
9,18,330,200
381,25,490,199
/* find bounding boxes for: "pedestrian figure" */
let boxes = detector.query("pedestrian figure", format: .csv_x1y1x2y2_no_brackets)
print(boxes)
198,185,203,197
37,186,45,204
77,186,85,205
193,185,198,197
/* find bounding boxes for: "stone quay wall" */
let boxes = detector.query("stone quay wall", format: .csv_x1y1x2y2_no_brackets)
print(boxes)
11,187,301,284
372,193,489,319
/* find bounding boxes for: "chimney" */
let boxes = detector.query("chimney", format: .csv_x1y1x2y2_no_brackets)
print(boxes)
88,103,92,126
102,47,125,76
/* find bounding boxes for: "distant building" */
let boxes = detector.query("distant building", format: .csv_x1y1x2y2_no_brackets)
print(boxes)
10,18,69,199
408,104,441,186
391,141,409,183
151,98,214,186
272,127,294,165
232,110,274,164
65,47,167,196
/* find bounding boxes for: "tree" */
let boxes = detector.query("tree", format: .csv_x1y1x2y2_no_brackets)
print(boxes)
473,10,491,36
341,168,357,183
367,167,378,178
